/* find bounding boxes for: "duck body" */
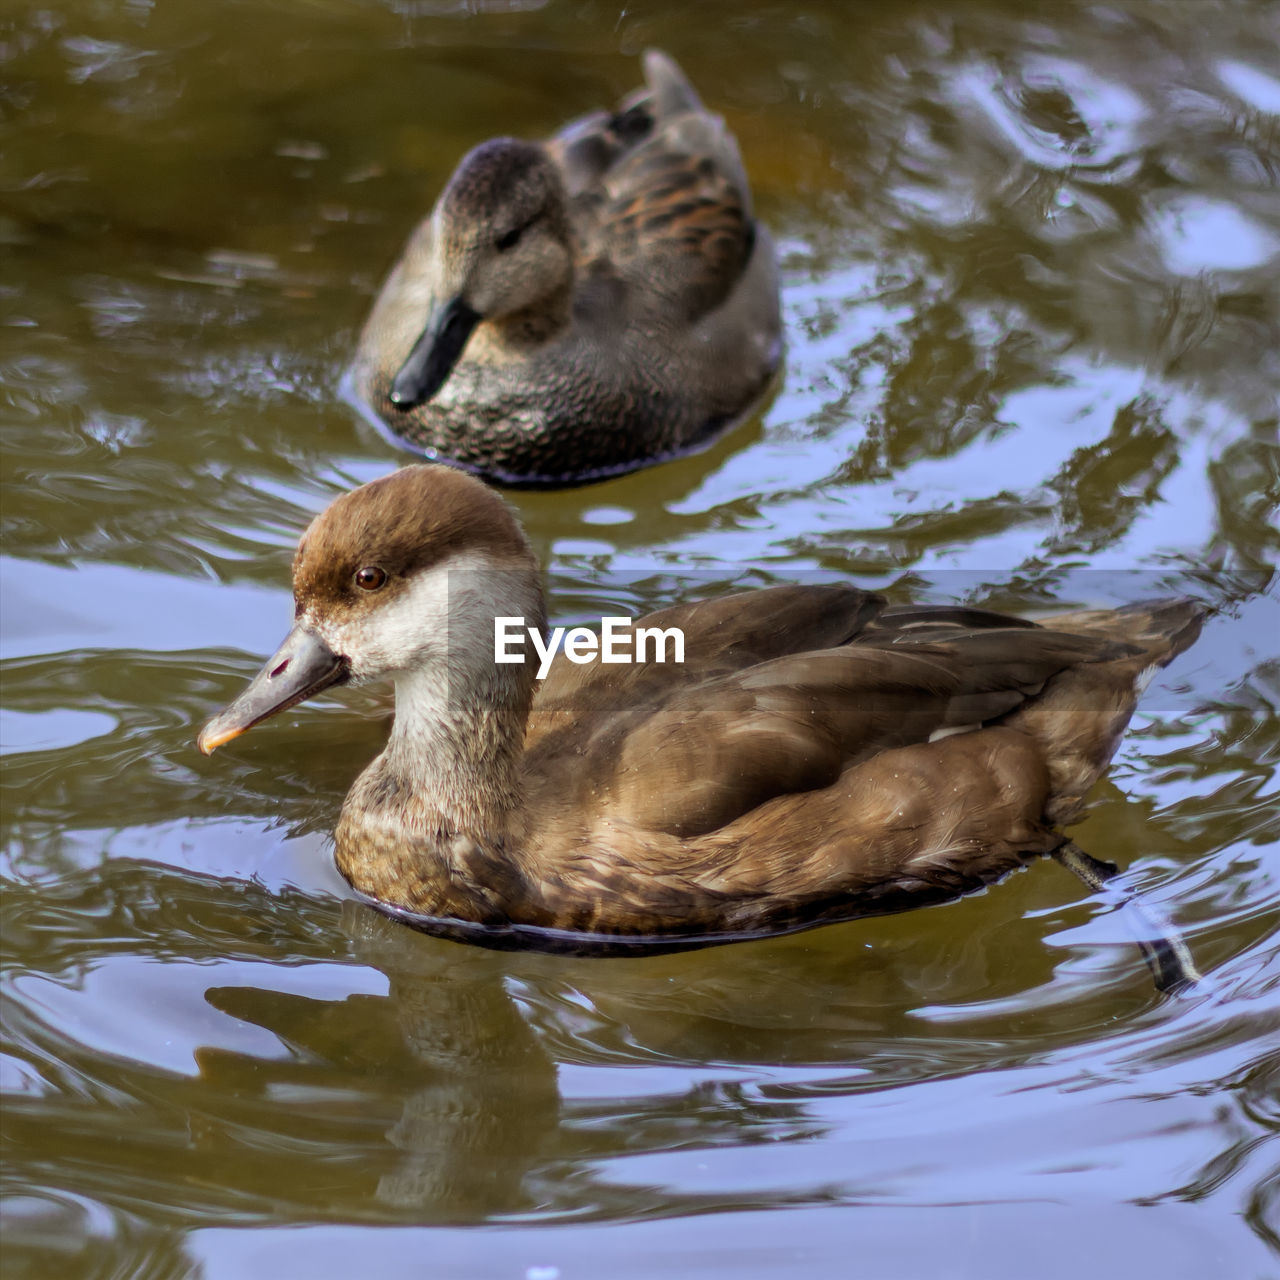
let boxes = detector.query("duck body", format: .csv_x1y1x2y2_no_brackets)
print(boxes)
199,466,1205,954
351,51,782,487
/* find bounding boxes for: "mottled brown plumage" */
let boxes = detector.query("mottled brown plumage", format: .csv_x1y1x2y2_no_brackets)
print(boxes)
351,50,782,486
199,466,1206,964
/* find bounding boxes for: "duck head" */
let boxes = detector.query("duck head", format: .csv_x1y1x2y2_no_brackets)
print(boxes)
198,465,545,758
389,138,574,409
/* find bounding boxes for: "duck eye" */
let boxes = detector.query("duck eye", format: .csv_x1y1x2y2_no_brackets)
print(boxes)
494,225,523,252
354,565,387,591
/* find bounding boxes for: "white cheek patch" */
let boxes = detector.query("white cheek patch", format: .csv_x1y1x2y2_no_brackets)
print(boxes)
333,559,460,681
302,550,540,686
375,566,455,668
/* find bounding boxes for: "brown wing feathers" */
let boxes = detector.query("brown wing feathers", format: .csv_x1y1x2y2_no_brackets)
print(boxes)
550,54,753,318
574,616,1123,840
530,586,1153,838
518,580,1204,936
598,148,751,315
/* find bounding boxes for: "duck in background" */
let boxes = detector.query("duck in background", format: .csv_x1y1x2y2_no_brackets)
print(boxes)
198,466,1202,990
350,50,782,487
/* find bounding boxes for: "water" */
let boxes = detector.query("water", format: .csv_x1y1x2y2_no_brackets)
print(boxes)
2,2,1278,1277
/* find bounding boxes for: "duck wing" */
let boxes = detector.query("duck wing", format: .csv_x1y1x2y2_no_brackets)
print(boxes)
596,629,1126,838
526,587,1131,840
532,591,1059,720
529,584,886,735
549,50,755,321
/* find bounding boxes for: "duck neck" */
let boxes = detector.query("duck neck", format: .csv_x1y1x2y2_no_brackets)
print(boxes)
342,649,535,850
399,661,527,837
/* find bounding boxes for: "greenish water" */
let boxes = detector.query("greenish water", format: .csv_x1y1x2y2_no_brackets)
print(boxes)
2,2,1278,1277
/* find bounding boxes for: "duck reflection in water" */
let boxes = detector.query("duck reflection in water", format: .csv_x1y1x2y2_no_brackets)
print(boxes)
186,900,922,1221
191,873,1217,1224
198,904,559,1218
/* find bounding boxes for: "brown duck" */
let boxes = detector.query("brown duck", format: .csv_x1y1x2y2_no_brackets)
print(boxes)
350,50,782,486
199,466,1203,985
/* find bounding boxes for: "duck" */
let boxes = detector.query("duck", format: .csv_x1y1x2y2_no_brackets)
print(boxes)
349,49,782,487
198,465,1204,987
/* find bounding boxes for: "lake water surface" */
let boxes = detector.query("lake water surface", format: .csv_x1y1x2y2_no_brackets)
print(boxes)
2,2,1278,1277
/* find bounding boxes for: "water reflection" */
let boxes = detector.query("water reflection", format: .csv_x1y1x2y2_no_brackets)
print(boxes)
201,906,560,1219
3,835,1277,1268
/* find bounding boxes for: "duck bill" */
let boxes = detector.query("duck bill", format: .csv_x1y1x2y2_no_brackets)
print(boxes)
388,295,481,409
198,626,349,755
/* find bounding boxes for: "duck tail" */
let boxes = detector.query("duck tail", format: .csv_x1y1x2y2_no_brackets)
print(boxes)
1048,596,1207,666
1005,597,1208,825
642,49,704,117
